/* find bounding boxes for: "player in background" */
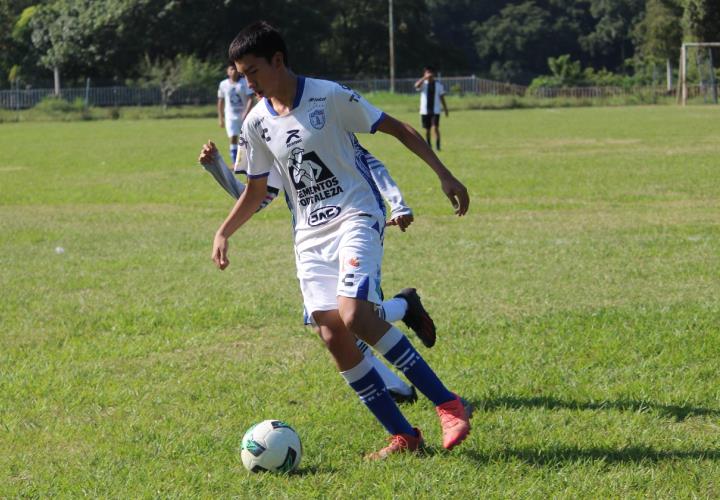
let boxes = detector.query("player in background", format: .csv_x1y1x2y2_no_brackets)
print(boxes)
212,22,470,459
414,66,448,151
198,140,438,403
217,62,256,164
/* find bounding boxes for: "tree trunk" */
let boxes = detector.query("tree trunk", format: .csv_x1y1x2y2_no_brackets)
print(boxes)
53,66,60,96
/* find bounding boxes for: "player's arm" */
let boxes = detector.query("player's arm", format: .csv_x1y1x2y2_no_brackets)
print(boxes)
376,115,468,216
440,94,449,117
212,175,268,270
217,98,225,127
414,74,426,90
365,155,413,231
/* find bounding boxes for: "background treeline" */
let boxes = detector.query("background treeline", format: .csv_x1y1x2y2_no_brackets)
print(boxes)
1,0,719,90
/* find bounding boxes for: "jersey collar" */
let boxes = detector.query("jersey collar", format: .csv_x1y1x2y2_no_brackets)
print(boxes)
263,76,306,116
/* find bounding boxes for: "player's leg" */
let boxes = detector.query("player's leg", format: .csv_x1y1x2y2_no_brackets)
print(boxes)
307,309,414,402
383,288,436,348
312,309,422,455
421,114,432,148
229,135,239,164
300,250,422,458
226,119,241,163
357,339,416,402
432,115,441,151
336,218,469,450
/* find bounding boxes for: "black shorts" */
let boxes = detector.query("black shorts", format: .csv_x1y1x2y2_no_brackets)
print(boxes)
421,114,440,129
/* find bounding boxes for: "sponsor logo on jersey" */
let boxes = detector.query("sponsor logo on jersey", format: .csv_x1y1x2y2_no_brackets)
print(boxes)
347,257,360,268
308,206,341,226
285,129,302,147
286,147,345,207
309,108,325,129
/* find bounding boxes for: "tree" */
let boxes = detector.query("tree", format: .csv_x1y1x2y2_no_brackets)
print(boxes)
682,0,720,41
132,54,219,110
633,0,682,88
580,0,645,69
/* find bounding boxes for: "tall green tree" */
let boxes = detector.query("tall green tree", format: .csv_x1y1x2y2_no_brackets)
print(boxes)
580,0,645,69
682,0,720,41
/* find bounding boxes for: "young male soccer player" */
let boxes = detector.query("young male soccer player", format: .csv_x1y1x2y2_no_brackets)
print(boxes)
217,62,256,163
212,22,471,458
414,66,449,151
198,141,438,403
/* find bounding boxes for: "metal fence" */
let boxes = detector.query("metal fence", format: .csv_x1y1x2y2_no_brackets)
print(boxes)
0,75,715,109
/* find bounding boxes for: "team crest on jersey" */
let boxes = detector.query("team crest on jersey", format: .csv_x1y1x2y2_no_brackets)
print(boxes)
309,108,325,129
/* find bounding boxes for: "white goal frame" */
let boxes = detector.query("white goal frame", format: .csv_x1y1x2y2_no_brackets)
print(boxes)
679,42,720,105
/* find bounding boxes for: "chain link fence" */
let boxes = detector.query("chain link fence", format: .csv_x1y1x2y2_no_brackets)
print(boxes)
0,75,714,109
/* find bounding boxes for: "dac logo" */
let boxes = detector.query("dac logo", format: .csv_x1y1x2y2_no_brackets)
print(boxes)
308,206,341,226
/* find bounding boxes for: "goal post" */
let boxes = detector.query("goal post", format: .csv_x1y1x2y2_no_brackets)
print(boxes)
679,42,720,105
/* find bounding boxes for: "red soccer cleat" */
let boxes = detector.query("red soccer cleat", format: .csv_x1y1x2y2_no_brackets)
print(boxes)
436,395,471,450
365,428,424,460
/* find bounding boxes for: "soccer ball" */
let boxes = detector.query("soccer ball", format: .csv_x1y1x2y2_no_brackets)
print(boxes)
240,420,302,473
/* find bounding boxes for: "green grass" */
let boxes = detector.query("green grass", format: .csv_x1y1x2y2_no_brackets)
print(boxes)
1,105,719,497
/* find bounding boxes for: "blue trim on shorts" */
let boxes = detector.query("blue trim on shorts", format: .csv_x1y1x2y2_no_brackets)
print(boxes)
246,172,270,179
357,275,370,301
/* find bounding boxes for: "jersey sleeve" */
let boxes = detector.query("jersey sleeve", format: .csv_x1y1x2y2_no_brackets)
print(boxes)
331,83,385,134
240,119,274,179
365,155,412,218
217,82,224,99
438,82,446,96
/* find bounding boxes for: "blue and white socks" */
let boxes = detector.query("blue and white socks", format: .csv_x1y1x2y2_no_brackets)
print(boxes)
230,143,238,164
340,358,414,436
374,326,454,406
378,297,408,323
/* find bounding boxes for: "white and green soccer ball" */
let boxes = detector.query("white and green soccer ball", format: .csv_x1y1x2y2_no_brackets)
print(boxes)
240,420,302,473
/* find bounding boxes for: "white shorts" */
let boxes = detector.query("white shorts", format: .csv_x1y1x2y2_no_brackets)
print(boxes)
297,215,384,315
225,118,241,138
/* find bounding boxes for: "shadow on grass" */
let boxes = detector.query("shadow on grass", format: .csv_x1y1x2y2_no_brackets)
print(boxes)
472,395,720,421
462,445,720,466
291,464,338,476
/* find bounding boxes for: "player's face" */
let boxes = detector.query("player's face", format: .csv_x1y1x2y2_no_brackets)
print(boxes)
227,65,239,81
234,53,282,99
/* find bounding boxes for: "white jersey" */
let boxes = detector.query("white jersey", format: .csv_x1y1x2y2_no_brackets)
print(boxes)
240,77,387,251
218,78,253,121
419,80,445,115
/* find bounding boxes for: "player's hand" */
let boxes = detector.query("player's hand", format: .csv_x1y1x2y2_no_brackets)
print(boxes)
387,214,414,232
440,175,469,216
212,233,230,270
198,141,218,165
445,109,449,117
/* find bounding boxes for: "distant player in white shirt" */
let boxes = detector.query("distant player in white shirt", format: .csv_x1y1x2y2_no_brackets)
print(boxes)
414,66,449,151
212,22,470,460
217,62,255,164
198,140,439,403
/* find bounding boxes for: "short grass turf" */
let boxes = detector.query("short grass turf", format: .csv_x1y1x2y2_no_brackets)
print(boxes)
1,104,719,497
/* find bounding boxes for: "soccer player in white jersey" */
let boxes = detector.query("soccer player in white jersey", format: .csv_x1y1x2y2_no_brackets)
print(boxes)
217,62,255,164
212,22,470,459
198,140,439,403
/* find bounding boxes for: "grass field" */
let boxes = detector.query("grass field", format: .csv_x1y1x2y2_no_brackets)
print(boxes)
1,103,719,497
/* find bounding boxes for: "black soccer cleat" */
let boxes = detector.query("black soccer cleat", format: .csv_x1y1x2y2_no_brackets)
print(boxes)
394,288,437,348
389,386,418,405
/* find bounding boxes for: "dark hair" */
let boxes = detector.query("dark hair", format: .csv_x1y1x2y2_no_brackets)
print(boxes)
424,65,437,73
229,21,288,66
227,61,236,68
